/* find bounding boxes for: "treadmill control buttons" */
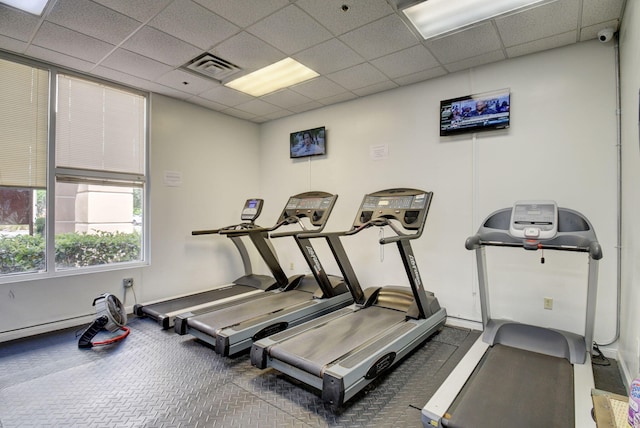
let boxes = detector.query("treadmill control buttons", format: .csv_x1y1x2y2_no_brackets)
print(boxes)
524,227,540,237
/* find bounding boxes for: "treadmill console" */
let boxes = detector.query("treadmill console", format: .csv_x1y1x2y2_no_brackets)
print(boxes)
354,189,431,230
240,199,264,222
279,191,337,227
509,200,558,240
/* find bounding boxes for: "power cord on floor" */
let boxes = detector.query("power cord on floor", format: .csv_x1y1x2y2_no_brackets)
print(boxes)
592,343,611,366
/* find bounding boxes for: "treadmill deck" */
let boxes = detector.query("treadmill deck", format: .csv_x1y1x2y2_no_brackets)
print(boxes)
446,343,574,427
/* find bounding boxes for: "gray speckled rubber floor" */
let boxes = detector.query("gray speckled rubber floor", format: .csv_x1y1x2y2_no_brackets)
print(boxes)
0,317,481,427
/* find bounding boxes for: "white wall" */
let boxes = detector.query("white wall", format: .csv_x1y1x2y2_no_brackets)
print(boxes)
0,39,626,370
618,0,640,386
0,94,261,341
258,40,619,348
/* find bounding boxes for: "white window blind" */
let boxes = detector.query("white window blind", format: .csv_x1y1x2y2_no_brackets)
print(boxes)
56,75,145,175
0,58,49,188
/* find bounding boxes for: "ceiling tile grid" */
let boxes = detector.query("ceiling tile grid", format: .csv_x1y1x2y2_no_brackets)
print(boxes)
0,0,626,123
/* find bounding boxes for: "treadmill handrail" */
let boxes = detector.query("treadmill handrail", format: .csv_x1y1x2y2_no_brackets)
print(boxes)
218,214,317,237
266,193,342,298
299,217,414,242
296,208,433,313
192,222,262,236
465,206,602,260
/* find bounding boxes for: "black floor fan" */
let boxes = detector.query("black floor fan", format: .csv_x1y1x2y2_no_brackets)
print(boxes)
78,293,130,349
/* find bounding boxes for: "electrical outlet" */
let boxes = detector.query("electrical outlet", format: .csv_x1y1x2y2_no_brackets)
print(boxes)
543,297,553,310
123,278,134,288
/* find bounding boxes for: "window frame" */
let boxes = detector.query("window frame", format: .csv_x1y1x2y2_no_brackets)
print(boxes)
0,51,150,284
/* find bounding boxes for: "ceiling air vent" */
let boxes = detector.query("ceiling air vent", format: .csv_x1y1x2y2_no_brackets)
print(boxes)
182,53,242,82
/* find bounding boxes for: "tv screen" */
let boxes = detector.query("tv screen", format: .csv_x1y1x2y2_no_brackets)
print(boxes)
440,89,510,136
290,126,326,158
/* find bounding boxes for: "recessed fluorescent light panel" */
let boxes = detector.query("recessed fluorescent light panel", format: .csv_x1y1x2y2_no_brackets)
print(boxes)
0,0,49,15
224,58,319,97
403,0,548,40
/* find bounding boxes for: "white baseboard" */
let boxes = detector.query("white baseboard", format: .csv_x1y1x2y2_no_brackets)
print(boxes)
0,314,94,343
0,306,136,344
445,316,482,331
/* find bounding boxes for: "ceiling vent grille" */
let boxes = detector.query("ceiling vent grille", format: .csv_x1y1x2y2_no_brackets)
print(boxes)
182,53,242,82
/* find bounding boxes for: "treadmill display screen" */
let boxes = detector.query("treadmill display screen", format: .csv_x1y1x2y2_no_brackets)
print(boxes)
240,198,263,221
509,201,558,240
362,194,427,210
285,197,332,210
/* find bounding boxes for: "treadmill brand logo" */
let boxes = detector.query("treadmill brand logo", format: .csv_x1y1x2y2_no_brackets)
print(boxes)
365,352,396,379
305,245,323,274
408,255,422,287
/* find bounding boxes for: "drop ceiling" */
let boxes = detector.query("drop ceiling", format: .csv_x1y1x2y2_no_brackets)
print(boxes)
0,0,625,123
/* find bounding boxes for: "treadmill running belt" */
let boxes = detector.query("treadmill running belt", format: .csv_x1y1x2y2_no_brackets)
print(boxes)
446,344,574,428
269,306,406,377
141,285,256,318
186,290,313,336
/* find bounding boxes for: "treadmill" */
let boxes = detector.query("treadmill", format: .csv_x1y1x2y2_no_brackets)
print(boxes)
174,191,352,356
133,198,292,329
422,201,602,428
251,188,447,407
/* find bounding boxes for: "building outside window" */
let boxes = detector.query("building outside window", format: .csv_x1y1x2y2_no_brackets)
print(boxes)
0,55,148,279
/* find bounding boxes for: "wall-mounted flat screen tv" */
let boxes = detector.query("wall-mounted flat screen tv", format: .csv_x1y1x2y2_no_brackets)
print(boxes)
440,89,510,136
290,126,326,159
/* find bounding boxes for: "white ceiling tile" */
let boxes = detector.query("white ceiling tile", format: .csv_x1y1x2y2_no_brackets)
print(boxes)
198,85,254,107
352,80,398,97
25,44,95,72
327,62,389,90
211,31,285,71
290,76,349,99
339,14,419,60
222,107,258,120
393,67,447,86
258,109,295,121
0,0,627,123
318,92,357,106
194,0,289,28
149,0,239,51
187,96,228,112
288,100,325,113
293,38,363,75
495,0,581,47
92,0,173,22
426,23,503,65
371,45,439,79
260,89,312,109
100,48,174,80
155,68,220,95
92,65,157,90
581,0,624,28
506,31,577,58
47,0,140,45
579,21,619,42
444,50,507,74
295,0,393,35
234,99,281,116
143,82,192,100
122,26,202,67
0,34,28,53
0,5,40,42
247,4,332,54
31,22,115,63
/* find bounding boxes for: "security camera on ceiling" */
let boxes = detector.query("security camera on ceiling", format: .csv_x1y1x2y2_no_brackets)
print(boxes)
597,28,615,43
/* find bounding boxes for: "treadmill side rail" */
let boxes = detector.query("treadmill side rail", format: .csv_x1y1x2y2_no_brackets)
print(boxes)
421,336,489,427
575,353,597,428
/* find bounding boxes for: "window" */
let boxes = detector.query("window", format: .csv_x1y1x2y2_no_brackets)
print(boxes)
0,55,148,279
